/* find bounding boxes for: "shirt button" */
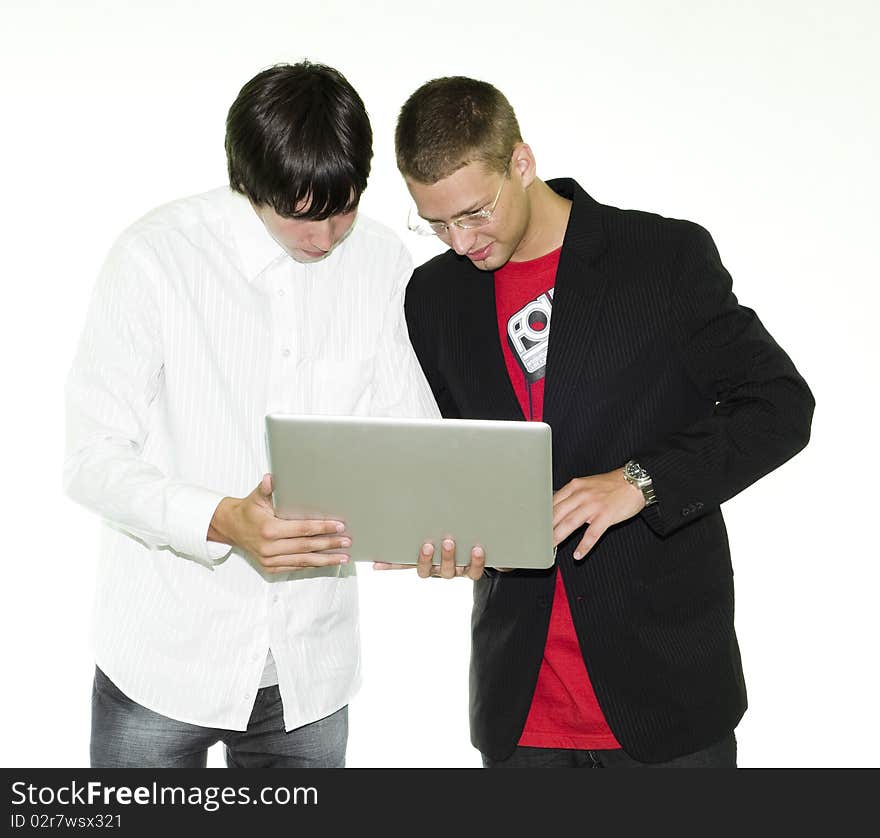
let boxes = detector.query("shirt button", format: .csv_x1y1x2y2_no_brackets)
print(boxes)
281,348,291,358
277,288,285,296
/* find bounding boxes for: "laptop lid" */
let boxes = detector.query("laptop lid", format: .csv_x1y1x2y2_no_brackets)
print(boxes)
265,413,554,569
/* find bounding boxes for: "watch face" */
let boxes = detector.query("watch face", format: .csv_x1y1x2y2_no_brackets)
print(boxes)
626,461,649,481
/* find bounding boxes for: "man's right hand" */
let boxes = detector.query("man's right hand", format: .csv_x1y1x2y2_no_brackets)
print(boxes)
207,474,351,572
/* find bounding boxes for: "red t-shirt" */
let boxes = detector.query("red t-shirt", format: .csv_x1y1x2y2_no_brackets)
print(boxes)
494,248,620,750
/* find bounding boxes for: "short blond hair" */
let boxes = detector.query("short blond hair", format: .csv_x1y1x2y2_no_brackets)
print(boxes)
395,76,522,184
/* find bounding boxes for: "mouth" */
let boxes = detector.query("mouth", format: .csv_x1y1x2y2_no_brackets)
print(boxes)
467,243,493,262
300,248,330,260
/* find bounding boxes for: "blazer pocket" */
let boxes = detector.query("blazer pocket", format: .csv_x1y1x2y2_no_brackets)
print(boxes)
639,549,733,617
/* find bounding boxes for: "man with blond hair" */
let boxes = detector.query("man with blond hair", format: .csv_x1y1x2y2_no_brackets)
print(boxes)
393,76,814,767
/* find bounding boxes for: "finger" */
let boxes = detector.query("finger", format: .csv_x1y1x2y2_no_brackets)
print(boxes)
552,494,588,527
261,552,350,572
273,519,347,539
440,538,456,579
551,489,574,510
552,521,577,547
372,562,417,571
251,475,276,511
552,481,577,505
553,507,596,546
261,534,351,558
416,543,435,579
573,520,609,560
464,545,485,580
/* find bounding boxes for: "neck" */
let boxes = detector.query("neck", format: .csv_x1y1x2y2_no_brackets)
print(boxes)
511,179,572,262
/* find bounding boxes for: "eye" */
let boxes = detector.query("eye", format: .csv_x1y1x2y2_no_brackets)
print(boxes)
457,210,491,229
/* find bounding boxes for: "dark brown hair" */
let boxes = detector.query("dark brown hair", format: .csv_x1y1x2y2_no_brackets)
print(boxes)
226,61,372,219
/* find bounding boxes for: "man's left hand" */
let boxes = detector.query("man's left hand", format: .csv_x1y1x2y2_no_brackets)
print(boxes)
552,467,646,559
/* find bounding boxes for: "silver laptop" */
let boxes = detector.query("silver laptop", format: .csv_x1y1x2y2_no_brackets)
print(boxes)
265,414,555,569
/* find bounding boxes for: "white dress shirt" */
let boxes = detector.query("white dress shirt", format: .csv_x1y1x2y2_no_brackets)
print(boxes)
64,187,440,731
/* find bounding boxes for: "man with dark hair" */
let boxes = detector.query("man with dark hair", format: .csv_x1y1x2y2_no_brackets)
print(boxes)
392,76,814,767
64,61,439,768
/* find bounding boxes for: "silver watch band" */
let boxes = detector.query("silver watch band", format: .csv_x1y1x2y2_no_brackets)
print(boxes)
624,460,657,506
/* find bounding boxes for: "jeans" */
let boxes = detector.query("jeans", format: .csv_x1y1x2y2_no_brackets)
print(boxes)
482,733,737,768
90,667,347,768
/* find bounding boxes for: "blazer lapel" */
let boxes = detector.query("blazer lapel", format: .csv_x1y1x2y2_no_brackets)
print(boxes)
441,179,610,424
543,181,610,425
456,261,525,420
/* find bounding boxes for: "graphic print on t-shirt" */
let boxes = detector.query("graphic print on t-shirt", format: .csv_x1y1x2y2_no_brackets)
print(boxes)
506,288,554,383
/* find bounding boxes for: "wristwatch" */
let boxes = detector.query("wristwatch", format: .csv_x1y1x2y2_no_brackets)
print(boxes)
623,460,657,506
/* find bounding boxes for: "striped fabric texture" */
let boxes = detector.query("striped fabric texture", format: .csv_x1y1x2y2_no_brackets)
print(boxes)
405,178,814,762
65,187,439,731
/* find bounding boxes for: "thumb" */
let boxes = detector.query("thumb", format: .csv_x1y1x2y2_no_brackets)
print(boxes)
258,473,273,499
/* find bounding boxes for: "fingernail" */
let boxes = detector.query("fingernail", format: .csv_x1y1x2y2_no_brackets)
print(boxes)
340,537,352,547
442,539,454,550
335,523,345,532
573,551,582,560
473,546,484,559
422,543,434,555
339,557,349,564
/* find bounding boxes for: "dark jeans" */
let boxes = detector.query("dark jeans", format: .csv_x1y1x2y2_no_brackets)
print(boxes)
91,667,347,768
483,733,737,768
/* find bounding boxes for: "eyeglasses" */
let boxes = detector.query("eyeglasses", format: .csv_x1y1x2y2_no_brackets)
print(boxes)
407,177,506,237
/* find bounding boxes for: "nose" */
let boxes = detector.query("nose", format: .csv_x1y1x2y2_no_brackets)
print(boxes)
309,219,334,252
448,225,476,256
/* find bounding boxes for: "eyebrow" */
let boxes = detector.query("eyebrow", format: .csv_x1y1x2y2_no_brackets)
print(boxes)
422,196,491,223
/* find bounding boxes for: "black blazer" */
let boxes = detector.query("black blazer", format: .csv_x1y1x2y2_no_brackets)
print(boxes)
404,178,815,762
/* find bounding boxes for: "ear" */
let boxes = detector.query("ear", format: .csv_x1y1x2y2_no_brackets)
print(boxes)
511,142,537,189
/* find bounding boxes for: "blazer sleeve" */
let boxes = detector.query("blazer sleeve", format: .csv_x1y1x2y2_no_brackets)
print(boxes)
635,222,815,537
404,269,462,419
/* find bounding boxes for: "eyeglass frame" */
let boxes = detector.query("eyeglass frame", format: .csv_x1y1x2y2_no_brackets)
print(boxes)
407,174,508,237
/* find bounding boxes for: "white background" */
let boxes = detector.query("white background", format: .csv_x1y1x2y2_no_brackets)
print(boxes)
1,0,877,768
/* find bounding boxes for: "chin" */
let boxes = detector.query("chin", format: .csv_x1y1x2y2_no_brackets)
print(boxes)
293,249,330,263
483,251,512,272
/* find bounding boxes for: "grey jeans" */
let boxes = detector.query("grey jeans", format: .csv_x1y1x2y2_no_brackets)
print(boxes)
90,667,347,768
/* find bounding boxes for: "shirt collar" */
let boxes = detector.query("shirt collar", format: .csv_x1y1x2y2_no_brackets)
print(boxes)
226,188,289,282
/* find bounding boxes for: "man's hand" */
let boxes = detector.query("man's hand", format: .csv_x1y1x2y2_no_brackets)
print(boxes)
552,467,645,559
373,538,486,580
208,474,351,573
